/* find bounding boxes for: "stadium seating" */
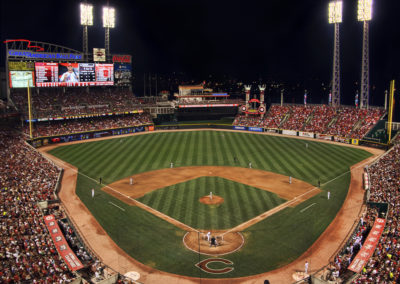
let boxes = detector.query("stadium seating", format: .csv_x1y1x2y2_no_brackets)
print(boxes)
23,113,153,138
10,88,143,119
233,104,385,140
0,129,103,283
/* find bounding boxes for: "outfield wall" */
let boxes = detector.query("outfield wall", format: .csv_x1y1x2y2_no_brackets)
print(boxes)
30,122,387,150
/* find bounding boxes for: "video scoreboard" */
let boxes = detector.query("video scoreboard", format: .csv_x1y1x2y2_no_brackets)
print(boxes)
9,61,114,88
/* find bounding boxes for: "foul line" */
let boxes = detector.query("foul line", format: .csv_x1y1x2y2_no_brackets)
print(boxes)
300,203,316,213
109,201,126,212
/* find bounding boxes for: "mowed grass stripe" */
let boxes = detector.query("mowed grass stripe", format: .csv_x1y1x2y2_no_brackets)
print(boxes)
277,138,316,181
246,134,273,170
81,140,128,179
136,132,171,172
99,134,151,179
286,140,339,181
175,132,191,166
279,139,322,178
154,132,176,169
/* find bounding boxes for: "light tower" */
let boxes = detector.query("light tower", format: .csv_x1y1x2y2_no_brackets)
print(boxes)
80,3,93,60
103,6,115,61
328,1,342,107
358,0,373,109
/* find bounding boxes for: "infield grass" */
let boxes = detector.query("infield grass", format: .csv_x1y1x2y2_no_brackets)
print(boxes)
49,130,372,277
138,176,286,230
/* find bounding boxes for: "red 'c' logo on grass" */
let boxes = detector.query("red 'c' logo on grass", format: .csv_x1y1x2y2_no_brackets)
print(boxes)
195,258,234,274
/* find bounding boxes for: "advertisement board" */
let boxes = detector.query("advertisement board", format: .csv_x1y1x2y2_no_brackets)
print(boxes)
93,48,106,62
282,130,297,136
299,131,314,138
112,54,132,63
35,62,113,87
248,127,263,132
114,63,132,86
9,71,35,88
8,61,35,71
233,126,247,130
348,218,386,273
44,215,83,271
179,104,239,108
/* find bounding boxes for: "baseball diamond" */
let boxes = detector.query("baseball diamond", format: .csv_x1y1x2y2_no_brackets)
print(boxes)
41,129,383,282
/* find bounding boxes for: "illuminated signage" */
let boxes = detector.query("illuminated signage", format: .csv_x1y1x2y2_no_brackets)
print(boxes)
112,54,131,63
8,50,83,61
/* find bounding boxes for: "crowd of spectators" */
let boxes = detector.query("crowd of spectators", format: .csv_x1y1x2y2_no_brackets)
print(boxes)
233,104,385,139
280,105,314,131
233,115,263,127
0,129,76,282
323,139,400,283
10,88,146,119
302,105,337,133
0,128,108,282
23,113,153,138
261,105,290,129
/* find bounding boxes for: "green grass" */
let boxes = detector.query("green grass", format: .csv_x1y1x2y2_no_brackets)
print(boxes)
49,130,372,278
138,176,286,230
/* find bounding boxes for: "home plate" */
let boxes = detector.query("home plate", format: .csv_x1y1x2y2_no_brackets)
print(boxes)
124,271,140,281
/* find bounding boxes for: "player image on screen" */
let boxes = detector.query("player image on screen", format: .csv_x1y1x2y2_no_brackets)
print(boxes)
59,63,79,83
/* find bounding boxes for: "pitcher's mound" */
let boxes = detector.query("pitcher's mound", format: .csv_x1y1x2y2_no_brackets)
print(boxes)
199,195,224,205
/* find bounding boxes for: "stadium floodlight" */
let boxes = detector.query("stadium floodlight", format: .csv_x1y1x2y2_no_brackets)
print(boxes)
358,0,373,108
80,3,93,26
357,0,373,22
328,1,342,107
103,7,115,28
328,1,343,24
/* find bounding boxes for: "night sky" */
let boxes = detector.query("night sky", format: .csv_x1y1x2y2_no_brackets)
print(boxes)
1,0,400,107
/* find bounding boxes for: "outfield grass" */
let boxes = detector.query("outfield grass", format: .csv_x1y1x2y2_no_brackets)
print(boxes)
49,130,372,277
138,176,286,230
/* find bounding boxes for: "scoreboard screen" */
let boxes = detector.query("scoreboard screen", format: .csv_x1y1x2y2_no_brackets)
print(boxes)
96,64,114,82
9,71,35,88
79,63,96,82
34,62,114,87
35,62,59,87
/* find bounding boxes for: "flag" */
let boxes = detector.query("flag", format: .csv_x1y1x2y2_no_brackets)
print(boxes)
355,92,359,107
304,91,307,105
329,93,332,104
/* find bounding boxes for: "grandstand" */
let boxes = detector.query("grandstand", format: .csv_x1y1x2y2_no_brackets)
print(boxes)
1,7,398,284
233,104,386,141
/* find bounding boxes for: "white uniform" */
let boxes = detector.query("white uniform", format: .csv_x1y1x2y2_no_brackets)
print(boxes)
60,71,79,83
91,188,94,198
207,232,211,241
305,261,309,274
327,191,330,200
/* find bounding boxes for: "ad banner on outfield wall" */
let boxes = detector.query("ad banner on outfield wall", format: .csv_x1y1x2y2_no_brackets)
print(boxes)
299,131,313,138
348,218,386,273
248,127,263,132
282,130,297,136
316,134,333,141
233,126,247,131
44,215,84,271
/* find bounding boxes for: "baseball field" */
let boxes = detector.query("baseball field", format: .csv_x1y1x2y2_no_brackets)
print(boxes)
48,130,372,278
